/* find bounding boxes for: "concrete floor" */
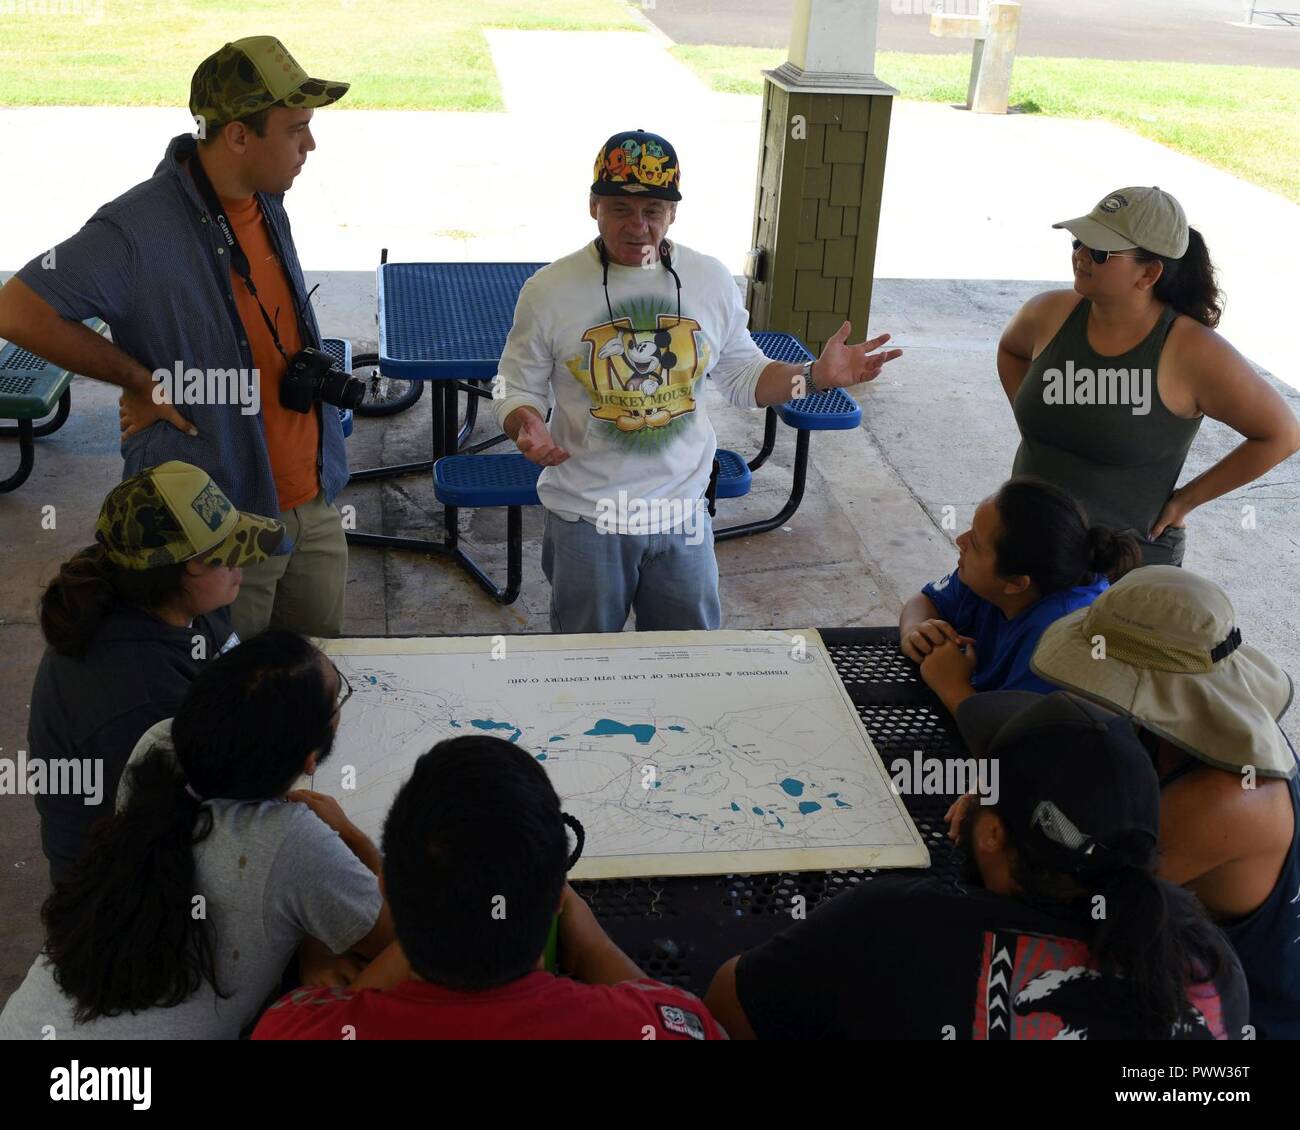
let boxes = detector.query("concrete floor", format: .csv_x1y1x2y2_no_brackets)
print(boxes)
3,24,1299,1011
3,272,1298,1006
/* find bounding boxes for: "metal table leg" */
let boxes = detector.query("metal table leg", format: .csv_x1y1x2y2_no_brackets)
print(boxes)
715,429,811,543
0,418,35,493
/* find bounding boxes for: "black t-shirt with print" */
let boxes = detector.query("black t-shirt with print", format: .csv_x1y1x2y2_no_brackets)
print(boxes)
735,875,1249,1040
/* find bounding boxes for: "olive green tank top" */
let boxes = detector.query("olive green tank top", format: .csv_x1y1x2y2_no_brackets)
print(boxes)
1012,298,1202,565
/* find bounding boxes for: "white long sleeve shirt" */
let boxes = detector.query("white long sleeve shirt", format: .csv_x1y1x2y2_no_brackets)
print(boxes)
493,240,771,534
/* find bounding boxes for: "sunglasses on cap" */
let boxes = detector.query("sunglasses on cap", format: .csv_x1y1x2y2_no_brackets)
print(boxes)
1072,238,1142,266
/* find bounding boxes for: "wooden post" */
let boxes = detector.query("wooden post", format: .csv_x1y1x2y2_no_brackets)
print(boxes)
747,0,896,354
929,0,1021,115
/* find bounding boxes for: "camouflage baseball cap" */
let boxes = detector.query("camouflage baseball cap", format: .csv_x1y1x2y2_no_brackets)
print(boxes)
190,36,349,132
95,462,285,570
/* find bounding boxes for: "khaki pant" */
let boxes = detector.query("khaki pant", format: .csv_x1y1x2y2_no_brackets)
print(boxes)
231,491,348,640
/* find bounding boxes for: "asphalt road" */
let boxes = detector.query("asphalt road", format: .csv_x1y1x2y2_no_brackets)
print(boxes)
641,0,1300,68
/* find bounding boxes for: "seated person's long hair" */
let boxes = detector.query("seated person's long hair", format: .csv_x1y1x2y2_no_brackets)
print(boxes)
994,477,1141,588
40,545,190,658
963,814,1233,1038
40,630,337,1023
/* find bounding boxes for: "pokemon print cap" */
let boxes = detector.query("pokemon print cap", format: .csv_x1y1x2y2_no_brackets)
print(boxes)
592,129,682,201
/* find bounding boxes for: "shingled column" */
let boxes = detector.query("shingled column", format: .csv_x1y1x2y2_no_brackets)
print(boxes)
747,0,896,354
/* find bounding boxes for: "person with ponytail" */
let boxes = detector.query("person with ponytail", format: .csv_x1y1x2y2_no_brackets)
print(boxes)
705,691,1247,1040
1030,567,1300,1039
998,186,1300,567
899,476,1139,713
28,460,284,884
0,629,393,1039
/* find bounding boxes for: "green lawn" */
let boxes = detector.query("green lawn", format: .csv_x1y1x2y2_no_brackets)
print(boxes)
671,45,1300,205
6,2,1295,204
0,0,642,113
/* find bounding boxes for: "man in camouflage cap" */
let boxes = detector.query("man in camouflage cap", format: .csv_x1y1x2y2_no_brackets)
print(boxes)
0,38,352,640
97,461,285,571
190,35,349,139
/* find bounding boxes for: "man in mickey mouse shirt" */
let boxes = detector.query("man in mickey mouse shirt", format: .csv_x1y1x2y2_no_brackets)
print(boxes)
493,129,902,633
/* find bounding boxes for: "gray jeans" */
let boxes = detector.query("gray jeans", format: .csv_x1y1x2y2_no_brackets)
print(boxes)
541,511,722,633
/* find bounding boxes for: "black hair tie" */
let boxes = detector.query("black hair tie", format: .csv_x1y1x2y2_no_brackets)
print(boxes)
562,812,585,870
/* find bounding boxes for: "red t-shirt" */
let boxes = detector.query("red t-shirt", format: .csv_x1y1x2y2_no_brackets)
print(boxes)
251,972,725,1041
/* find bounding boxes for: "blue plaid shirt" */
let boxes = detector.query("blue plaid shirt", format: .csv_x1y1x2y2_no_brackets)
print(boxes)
16,133,348,546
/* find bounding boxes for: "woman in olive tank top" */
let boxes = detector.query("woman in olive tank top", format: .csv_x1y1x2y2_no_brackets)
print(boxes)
999,187,1299,566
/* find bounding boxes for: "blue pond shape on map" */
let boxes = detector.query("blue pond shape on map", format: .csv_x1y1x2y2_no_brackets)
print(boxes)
549,736,565,742
470,719,523,743
752,807,765,816
585,718,655,744
667,725,686,732
535,753,547,761
798,801,822,815
730,802,741,812
779,778,805,797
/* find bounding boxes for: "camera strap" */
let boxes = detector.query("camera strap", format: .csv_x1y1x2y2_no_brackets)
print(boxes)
188,153,302,365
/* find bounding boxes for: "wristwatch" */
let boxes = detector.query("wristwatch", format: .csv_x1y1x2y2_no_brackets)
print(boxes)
800,359,819,397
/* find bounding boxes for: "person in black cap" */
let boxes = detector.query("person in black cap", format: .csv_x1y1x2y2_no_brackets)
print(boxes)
493,128,902,633
704,691,1247,1040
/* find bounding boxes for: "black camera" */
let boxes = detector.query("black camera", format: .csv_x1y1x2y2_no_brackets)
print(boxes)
280,346,366,413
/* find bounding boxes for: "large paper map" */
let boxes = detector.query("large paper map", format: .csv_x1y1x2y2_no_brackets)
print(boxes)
312,630,929,879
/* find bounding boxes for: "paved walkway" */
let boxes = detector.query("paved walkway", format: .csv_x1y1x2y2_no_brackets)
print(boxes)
3,28,1295,387
2,28,1299,1001
645,0,1300,68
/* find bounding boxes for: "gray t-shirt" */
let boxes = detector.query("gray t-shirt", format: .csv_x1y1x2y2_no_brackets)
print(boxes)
0,789,381,1040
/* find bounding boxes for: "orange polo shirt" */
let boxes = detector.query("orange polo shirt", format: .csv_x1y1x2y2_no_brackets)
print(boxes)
219,191,321,512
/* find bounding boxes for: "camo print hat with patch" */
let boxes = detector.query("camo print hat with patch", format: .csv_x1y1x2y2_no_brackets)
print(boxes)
95,462,284,570
190,36,349,133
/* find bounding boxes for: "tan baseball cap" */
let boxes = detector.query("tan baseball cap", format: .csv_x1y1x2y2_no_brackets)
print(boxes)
1052,186,1189,259
190,36,349,131
96,462,285,571
1030,566,1295,779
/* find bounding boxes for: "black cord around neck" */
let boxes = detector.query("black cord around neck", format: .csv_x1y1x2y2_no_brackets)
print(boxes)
596,237,682,344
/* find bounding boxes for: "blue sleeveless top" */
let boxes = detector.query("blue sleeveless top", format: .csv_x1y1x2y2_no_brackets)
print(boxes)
1179,739,1300,1040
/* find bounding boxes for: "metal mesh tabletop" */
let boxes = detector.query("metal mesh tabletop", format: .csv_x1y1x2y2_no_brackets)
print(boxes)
377,262,546,379
0,343,73,419
575,626,969,993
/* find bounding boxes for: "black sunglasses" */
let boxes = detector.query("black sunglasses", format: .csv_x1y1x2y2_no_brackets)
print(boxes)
1072,238,1142,266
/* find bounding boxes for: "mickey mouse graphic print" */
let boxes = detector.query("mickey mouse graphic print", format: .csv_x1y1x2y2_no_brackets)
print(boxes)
494,240,770,536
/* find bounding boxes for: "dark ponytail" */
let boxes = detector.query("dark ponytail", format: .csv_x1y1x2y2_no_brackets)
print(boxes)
994,477,1140,591
1138,227,1222,329
39,630,336,1023
43,745,222,1023
1085,524,1141,583
1009,832,1230,1038
40,545,187,658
